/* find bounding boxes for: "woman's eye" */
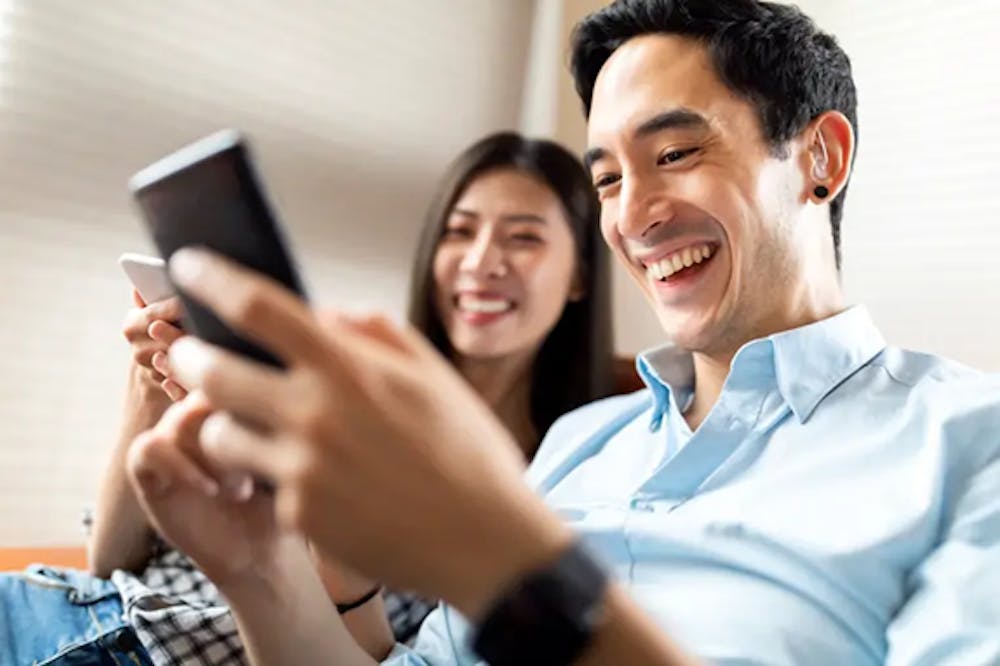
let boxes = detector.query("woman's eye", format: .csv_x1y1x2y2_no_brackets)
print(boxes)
442,227,473,239
511,234,542,244
658,148,699,165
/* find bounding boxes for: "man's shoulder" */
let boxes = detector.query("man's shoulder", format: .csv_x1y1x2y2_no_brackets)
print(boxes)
871,346,1000,410
872,346,1000,465
872,346,993,387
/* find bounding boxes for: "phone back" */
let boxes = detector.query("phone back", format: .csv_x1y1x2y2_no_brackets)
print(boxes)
129,130,307,367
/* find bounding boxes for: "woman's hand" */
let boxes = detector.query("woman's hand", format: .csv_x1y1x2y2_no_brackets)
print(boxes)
86,291,190,577
122,290,188,401
163,248,572,619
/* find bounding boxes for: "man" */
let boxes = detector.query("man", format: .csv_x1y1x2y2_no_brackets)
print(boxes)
128,1,1000,664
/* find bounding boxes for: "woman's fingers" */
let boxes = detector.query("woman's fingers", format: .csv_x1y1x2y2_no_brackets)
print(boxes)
124,296,185,380
148,320,184,345
160,377,188,402
145,296,184,324
151,351,170,376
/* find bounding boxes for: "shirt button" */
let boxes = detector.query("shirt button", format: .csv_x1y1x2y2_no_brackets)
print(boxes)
630,498,655,512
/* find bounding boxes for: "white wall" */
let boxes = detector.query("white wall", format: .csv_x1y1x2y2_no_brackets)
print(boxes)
0,0,535,545
4,0,999,545
797,0,1000,370
612,1,1000,365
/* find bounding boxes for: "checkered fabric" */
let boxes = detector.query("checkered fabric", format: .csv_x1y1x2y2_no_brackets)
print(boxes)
111,548,246,666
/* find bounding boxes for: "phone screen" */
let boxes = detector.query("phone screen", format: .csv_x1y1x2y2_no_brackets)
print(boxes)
131,131,307,368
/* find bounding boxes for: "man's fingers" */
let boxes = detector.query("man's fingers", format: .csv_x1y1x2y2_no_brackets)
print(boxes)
127,431,171,498
166,337,290,428
199,411,293,485
168,249,329,369
151,398,221,496
127,427,219,500
318,311,412,358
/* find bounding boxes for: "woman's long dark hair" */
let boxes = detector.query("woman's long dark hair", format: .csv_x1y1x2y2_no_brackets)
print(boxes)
408,132,614,440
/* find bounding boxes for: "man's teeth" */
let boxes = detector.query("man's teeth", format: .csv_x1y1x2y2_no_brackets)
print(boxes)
457,296,513,314
647,244,714,280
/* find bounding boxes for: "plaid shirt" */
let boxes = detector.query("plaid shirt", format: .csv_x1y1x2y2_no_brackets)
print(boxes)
111,548,246,666
85,510,432,663
108,546,435,664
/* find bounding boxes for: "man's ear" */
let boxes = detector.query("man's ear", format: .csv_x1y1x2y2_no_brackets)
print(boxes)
799,110,855,204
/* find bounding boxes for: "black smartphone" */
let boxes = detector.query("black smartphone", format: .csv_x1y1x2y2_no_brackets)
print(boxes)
129,129,307,368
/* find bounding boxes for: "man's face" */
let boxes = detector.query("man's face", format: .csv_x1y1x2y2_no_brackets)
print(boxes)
586,34,808,355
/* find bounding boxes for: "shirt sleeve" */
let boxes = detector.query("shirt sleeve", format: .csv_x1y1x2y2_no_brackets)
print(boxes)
885,453,1000,664
381,603,482,666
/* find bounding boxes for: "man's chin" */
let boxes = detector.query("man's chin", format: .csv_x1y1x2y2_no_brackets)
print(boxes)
655,309,720,353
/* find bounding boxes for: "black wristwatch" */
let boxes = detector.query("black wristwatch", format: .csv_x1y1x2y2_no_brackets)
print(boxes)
471,540,609,666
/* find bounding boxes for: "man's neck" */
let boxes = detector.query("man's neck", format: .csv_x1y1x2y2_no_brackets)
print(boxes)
685,293,847,431
454,351,539,458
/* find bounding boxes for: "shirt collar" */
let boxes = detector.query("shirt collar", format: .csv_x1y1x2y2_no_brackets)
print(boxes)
635,305,887,427
636,345,694,432
769,305,886,422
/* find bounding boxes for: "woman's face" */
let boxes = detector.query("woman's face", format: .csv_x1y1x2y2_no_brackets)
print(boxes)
432,168,581,361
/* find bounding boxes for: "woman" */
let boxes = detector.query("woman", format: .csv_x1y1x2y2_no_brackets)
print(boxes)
376,132,616,641
412,131,613,459
0,132,617,664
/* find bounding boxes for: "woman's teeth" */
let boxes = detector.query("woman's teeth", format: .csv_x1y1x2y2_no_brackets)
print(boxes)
646,244,715,281
456,295,513,314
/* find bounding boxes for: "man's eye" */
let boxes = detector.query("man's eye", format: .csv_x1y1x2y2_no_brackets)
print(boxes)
594,174,621,189
658,148,699,165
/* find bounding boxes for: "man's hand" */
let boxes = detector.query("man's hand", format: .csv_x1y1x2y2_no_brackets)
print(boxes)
126,392,294,589
163,248,573,619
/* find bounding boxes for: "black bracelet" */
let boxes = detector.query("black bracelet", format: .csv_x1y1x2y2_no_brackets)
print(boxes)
335,584,382,614
471,540,609,666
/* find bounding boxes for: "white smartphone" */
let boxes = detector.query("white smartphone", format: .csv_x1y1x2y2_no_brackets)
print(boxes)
118,252,174,304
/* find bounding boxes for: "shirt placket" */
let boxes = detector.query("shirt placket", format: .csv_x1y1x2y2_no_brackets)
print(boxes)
629,344,777,513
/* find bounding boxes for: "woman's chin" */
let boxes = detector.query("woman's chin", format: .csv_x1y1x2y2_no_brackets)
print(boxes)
449,334,525,362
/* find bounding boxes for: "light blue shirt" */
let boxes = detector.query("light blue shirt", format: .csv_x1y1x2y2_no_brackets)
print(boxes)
386,307,1000,665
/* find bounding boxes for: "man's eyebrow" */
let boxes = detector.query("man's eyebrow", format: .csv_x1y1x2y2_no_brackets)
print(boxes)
634,108,710,139
583,147,606,171
584,108,711,171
